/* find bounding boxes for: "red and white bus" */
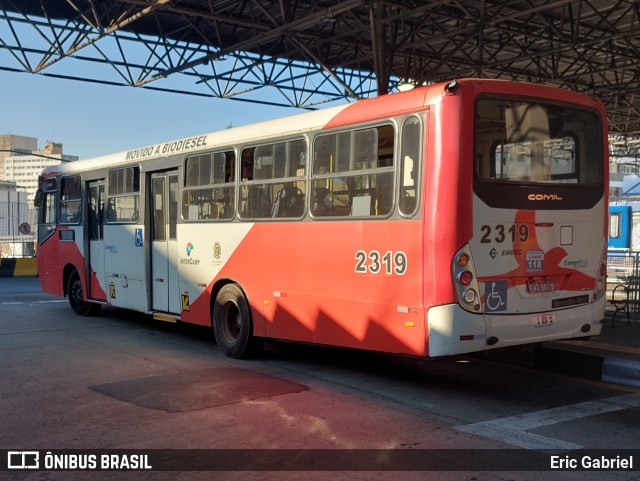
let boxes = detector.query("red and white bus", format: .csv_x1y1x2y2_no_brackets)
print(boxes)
35,78,608,359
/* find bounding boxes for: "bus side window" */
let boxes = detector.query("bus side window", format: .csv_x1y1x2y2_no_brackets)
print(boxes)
183,150,236,221
42,192,56,224
107,167,140,223
399,116,422,217
37,190,57,244
60,175,82,224
311,125,395,218
240,140,306,220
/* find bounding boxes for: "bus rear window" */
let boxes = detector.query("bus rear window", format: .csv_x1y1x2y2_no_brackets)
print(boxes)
475,98,602,185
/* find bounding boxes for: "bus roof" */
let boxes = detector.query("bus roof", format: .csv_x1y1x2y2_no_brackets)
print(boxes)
40,78,604,178
41,83,441,177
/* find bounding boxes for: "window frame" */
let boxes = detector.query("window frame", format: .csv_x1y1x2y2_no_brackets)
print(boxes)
473,95,605,210
182,149,236,222
310,123,396,219
238,138,307,221
59,175,82,225
398,115,423,218
106,166,141,224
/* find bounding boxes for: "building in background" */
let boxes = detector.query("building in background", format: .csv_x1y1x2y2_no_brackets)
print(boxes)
4,141,78,205
0,135,78,257
0,134,37,178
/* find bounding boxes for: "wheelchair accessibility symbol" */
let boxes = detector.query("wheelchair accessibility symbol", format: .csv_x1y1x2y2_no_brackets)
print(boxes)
135,228,143,247
484,280,507,312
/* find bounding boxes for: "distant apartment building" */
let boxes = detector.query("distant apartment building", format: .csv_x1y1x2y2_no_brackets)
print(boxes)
4,140,78,204
0,134,37,175
0,135,79,256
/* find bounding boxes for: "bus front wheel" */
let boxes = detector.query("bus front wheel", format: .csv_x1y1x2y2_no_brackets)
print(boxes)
67,270,101,316
213,284,258,358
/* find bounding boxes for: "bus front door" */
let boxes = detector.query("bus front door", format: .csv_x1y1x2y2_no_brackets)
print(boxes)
86,180,107,301
150,171,180,313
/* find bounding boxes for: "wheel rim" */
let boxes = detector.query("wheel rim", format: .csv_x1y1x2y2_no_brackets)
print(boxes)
70,280,83,305
221,301,241,343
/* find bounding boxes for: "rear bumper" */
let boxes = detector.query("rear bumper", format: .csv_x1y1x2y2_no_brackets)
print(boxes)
427,296,605,357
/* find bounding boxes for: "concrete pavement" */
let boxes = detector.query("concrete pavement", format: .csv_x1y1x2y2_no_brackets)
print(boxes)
538,313,640,388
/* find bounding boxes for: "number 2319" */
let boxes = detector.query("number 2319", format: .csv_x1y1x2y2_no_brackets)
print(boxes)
480,223,529,243
355,250,408,275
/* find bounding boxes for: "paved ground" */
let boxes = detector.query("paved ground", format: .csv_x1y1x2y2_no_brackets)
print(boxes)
1,277,639,481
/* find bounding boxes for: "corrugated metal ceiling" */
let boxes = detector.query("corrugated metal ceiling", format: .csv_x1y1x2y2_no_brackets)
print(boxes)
3,0,640,135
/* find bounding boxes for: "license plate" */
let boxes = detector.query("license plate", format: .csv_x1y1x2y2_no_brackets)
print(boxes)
532,313,555,328
527,277,556,294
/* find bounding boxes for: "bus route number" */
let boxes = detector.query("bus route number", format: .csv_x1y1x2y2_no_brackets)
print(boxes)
480,223,529,244
355,250,408,275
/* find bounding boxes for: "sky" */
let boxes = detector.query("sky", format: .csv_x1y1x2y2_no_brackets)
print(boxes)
0,69,299,160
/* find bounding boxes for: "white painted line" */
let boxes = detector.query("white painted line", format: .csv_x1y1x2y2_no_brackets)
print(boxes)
456,393,640,450
1,300,67,305
603,359,640,388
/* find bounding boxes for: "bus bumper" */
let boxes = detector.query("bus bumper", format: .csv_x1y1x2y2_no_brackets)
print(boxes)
427,296,605,357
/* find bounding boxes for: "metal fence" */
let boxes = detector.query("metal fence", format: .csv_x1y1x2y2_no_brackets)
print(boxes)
0,202,37,258
606,250,640,318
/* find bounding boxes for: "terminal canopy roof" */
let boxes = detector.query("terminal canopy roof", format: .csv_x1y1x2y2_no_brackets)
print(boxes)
3,0,640,137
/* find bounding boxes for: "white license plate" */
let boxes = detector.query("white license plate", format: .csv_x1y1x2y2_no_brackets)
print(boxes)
527,278,556,294
532,313,555,328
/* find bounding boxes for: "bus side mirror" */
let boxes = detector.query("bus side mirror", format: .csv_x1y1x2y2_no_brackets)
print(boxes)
34,189,43,207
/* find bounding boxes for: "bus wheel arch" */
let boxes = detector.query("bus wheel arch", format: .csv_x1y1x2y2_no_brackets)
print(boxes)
212,281,259,358
66,266,101,316
62,263,77,298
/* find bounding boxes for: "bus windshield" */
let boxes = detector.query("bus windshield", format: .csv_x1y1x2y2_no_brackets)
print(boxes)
474,98,602,186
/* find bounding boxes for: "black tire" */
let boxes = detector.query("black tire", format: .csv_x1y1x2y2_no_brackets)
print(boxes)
67,270,101,316
213,284,258,358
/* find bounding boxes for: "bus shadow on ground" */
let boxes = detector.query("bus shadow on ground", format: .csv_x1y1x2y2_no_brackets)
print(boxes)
90,366,309,413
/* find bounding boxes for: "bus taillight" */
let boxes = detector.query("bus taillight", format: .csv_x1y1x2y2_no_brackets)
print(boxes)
459,271,473,285
453,245,481,312
595,250,607,301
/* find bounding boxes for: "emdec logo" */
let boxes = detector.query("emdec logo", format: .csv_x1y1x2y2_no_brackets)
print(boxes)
8,451,39,469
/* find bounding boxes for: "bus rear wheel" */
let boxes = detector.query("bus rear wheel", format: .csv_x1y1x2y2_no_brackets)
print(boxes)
213,284,258,358
67,270,101,316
